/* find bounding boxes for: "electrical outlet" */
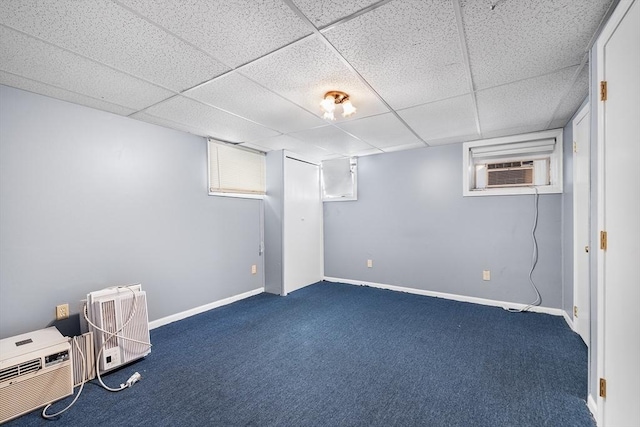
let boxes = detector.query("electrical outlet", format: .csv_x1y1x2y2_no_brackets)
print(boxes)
482,270,491,281
251,264,257,275
56,303,69,320
367,259,373,268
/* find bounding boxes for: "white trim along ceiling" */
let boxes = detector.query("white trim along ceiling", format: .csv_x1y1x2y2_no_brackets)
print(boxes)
0,0,616,160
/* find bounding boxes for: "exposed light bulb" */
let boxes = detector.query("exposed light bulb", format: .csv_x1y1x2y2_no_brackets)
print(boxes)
341,100,357,117
320,96,336,114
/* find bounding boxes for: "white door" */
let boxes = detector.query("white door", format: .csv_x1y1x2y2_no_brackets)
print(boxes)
573,104,590,346
283,157,323,294
597,0,640,425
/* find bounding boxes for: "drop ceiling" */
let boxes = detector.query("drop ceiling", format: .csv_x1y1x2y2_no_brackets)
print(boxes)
0,0,614,161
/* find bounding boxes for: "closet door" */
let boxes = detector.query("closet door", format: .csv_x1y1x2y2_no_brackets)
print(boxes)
597,0,640,425
283,156,323,294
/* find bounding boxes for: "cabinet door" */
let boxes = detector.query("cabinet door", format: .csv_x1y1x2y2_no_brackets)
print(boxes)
284,157,323,294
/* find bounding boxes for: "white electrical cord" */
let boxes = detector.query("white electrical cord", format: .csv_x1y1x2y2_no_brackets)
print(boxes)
41,336,86,419
83,286,151,392
506,187,542,313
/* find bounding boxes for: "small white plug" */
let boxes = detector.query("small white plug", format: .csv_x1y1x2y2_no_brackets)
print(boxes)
125,372,141,387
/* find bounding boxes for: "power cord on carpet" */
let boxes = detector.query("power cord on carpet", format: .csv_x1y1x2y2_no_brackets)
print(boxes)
506,186,541,313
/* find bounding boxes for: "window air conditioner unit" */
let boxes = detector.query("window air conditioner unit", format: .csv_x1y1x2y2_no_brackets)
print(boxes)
479,158,549,189
0,327,73,424
84,284,151,374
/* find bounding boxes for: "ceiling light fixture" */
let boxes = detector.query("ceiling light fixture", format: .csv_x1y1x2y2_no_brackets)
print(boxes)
320,91,357,121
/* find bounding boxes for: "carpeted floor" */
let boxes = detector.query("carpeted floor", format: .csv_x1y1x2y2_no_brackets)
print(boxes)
5,281,595,426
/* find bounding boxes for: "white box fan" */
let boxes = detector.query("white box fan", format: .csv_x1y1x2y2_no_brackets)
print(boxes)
83,284,151,374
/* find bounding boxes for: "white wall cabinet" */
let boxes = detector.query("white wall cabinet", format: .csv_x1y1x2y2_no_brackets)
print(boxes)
264,151,324,295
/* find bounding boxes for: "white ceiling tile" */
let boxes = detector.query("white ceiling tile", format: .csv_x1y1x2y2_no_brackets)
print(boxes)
336,113,424,150
381,142,426,153
141,96,279,143
291,0,380,27
0,72,136,116
351,147,384,157
548,119,568,130
481,124,549,140
325,0,469,110
398,95,479,143
239,36,389,121
184,72,325,134
288,125,376,156
461,0,612,89
0,26,173,110
476,66,578,134
117,0,311,68
424,134,481,146
550,65,589,127
0,0,229,92
241,134,332,161
129,111,210,136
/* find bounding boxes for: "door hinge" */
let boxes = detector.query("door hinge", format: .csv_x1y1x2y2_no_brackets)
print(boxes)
600,230,608,250
573,305,578,317
599,378,607,398
573,141,577,153
600,81,607,101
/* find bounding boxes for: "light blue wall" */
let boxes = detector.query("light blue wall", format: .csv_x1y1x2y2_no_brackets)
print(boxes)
0,86,263,339
324,143,564,308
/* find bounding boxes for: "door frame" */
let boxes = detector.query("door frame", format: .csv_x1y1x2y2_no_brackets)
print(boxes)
572,102,590,346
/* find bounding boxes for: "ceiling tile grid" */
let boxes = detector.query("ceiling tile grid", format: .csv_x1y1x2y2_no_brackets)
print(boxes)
460,0,614,90
0,0,616,161
324,0,469,110
141,96,280,143
238,35,390,120
184,71,326,134
0,0,229,92
116,0,311,69
0,26,173,110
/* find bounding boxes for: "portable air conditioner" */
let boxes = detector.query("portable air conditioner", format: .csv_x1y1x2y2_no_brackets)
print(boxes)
84,284,151,373
0,327,73,424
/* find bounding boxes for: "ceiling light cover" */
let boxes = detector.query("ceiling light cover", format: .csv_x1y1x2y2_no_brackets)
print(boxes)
320,91,356,121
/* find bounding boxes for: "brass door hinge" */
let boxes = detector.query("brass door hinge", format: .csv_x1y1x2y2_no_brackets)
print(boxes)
600,378,607,398
573,306,578,317
573,141,577,153
600,231,608,250
600,81,607,101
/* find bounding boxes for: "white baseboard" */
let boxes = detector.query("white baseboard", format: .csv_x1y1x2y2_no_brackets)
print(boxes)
148,287,264,330
325,277,568,318
587,394,598,424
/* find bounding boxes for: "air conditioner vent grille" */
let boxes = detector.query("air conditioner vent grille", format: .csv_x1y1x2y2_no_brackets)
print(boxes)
487,167,533,187
487,160,533,169
0,358,42,383
101,300,118,350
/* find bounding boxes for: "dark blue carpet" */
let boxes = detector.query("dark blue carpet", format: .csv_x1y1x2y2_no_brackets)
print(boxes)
6,281,594,426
